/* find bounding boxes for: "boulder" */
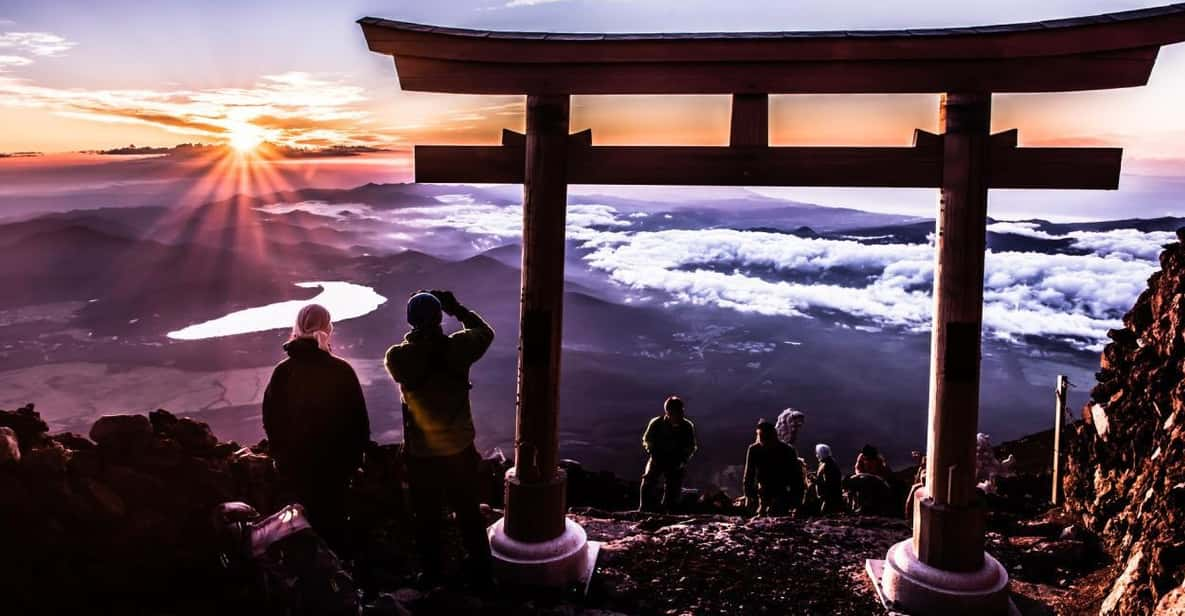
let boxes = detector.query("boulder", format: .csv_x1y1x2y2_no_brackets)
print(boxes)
0,426,20,465
89,414,154,453
148,409,178,434
149,409,216,452
171,418,218,454
23,440,71,475
52,432,95,451
0,404,48,450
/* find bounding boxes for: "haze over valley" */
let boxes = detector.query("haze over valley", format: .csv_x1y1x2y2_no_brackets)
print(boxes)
1,151,1178,484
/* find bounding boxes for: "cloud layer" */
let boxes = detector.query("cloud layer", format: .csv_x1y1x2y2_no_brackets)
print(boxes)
0,30,75,72
325,196,1165,351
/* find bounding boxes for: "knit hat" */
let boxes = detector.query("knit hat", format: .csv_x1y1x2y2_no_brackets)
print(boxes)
407,292,443,328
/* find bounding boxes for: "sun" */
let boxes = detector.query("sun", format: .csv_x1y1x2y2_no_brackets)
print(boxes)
227,123,265,153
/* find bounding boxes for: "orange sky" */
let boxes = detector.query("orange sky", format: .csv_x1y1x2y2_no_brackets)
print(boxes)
1,2,1184,176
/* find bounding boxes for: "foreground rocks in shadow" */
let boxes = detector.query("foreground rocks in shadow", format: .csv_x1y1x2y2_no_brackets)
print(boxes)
0,399,1118,615
1065,228,1185,615
0,405,403,613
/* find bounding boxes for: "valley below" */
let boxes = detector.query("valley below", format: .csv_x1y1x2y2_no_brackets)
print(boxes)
1,177,1162,485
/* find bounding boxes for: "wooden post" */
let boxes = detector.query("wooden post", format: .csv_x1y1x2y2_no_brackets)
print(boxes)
730,94,769,147
1052,375,1069,505
914,92,992,573
503,94,571,544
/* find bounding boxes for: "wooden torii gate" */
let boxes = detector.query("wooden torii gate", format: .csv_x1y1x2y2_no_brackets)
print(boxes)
361,5,1185,613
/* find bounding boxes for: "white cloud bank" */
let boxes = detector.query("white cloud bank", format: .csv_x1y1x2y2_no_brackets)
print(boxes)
0,31,75,57
578,227,1157,349
987,221,1176,260
0,31,75,71
272,197,1167,351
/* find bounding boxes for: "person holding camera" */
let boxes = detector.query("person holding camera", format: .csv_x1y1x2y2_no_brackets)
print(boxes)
384,290,495,588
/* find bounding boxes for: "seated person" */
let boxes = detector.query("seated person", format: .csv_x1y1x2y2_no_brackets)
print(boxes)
854,444,891,479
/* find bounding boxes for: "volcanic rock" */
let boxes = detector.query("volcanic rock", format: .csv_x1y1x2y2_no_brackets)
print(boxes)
0,403,48,450
90,413,154,452
0,426,19,465
1155,584,1185,614
150,409,218,454
52,432,95,451
24,440,71,475
1064,229,1185,615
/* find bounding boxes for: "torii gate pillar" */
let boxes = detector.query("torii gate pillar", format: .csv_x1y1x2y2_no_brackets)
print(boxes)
871,92,1011,614
486,95,598,588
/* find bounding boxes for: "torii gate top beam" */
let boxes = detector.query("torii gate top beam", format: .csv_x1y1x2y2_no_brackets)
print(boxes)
360,3,1185,95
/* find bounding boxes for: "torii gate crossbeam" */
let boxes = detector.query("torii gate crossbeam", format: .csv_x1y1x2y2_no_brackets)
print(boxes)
360,5,1185,613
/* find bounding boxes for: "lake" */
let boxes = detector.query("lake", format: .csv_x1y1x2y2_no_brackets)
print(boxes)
166,281,387,340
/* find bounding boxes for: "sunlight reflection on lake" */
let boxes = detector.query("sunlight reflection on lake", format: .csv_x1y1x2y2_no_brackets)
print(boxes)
166,282,387,340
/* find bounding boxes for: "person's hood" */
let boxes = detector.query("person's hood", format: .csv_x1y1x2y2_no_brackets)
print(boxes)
283,336,328,358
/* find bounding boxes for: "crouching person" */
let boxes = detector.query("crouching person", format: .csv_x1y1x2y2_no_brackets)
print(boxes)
742,420,804,515
386,290,494,589
263,304,371,559
639,396,697,512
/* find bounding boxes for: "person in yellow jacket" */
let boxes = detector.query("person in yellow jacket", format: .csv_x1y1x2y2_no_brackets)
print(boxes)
385,290,494,588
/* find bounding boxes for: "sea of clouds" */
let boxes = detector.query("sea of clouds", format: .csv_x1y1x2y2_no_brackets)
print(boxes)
264,197,1171,351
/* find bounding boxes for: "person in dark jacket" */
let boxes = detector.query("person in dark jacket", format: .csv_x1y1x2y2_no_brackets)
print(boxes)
813,443,844,515
385,290,494,587
742,420,804,515
639,396,697,512
262,304,370,558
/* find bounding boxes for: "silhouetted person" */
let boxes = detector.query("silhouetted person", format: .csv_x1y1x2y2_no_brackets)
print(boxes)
854,444,891,479
742,420,804,515
263,304,370,557
813,443,844,515
385,290,494,587
640,396,697,512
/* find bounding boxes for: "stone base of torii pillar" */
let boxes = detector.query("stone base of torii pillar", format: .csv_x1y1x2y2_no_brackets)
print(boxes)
866,488,1014,615
486,468,601,592
866,544,1014,616
488,518,600,591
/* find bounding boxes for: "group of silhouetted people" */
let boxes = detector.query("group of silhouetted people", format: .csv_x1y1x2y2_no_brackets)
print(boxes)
261,290,495,590
260,291,908,594
634,403,899,517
